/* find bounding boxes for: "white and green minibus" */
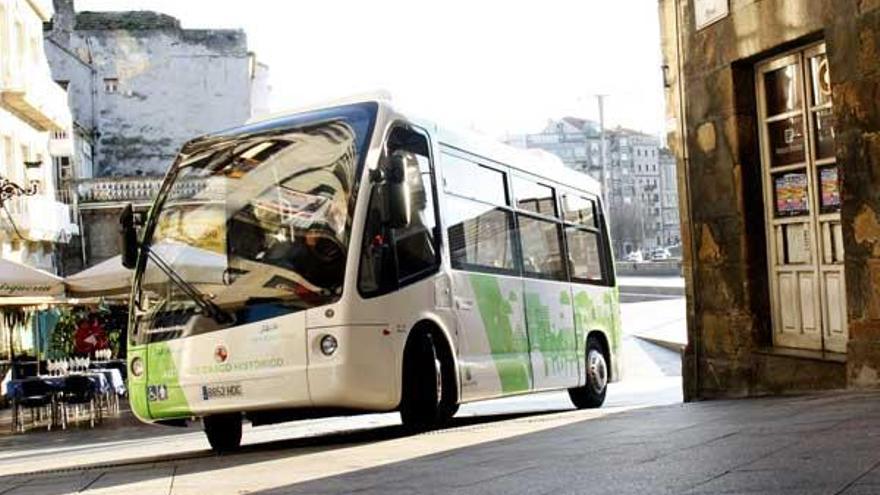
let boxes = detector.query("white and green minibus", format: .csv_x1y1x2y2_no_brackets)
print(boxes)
123,96,622,452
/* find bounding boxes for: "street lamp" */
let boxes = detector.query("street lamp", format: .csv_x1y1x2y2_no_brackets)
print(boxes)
0,174,38,208
0,161,41,241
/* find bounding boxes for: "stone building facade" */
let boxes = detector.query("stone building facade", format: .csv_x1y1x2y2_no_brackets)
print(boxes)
0,0,78,273
507,119,679,257
45,0,268,177
42,0,270,272
659,0,880,400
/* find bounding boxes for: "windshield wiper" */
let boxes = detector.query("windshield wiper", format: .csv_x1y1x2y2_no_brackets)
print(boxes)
144,246,234,325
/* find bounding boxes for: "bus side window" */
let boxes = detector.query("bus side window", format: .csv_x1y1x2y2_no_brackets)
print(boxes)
596,199,616,286
358,127,440,297
442,153,519,275
562,194,613,286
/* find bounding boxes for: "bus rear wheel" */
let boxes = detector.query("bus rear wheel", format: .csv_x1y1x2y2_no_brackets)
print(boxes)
568,336,608,409
400,332,454,431
203,413,242,453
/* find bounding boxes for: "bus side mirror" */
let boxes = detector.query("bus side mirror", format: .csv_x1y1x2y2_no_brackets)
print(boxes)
120,203,139,269
384,151,412,229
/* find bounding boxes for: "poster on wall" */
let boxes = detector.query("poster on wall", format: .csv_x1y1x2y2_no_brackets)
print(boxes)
819,166,841,213
774,172,809,217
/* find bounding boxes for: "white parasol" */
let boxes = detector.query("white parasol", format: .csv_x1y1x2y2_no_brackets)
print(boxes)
64,242,227,298
0,258,65,298
64,255,131,298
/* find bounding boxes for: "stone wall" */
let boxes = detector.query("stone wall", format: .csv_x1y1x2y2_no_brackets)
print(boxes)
834,3,880,388
44,38,95,132
46,0,258,177
658,0,880,399
44,1,270,271
80,208,122,264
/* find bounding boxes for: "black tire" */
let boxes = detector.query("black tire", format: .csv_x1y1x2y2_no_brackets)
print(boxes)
400,332,455,431
568,336,609,409
203,413,242,453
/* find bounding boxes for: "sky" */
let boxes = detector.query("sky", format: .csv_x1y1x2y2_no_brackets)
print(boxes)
76,0,667,140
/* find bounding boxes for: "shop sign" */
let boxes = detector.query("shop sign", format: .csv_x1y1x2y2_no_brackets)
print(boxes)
695,0,729,30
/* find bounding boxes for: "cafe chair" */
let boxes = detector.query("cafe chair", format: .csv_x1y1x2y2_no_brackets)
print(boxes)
59,375,99,429
14,380,55,433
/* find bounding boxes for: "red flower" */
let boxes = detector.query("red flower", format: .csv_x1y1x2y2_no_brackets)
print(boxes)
74,318,109,355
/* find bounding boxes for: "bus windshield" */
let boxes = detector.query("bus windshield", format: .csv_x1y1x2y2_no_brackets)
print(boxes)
131,103,377,344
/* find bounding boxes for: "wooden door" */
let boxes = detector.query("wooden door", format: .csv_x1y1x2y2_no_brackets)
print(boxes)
756,43,846,353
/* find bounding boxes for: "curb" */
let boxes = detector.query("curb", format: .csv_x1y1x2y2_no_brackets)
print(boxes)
634,335,686,354
618,285,685,297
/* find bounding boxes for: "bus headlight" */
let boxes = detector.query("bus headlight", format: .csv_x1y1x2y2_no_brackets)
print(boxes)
320,335,338,356
131,356,145,377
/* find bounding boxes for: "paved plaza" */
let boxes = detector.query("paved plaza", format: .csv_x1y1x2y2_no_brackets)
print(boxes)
2,389,879,494
0,296,876,494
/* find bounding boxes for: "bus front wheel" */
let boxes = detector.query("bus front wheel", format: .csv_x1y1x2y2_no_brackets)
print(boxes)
568,336,608,409
203,413,242,453
400,332,453,431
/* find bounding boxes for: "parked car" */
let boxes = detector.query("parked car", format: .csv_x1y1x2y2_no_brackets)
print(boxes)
625,251,644,262
651,248,672,261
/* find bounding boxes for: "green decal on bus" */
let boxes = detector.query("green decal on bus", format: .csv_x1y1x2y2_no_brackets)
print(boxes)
524,291,578,377
147,342,191,418
470,273,532,393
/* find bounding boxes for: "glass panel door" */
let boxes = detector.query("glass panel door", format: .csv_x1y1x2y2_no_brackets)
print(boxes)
756,43,847,353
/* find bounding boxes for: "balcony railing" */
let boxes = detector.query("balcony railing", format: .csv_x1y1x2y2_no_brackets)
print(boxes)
72,177,223,207
0,195,79,243
73,177,164,205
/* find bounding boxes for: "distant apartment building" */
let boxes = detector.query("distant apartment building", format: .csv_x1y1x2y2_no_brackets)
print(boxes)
507,118,679,257
43,0,271,272
0,0,79,273
658,149,680,246
514,117,603,175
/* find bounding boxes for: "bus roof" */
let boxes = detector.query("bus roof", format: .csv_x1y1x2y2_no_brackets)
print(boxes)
245,95,602,198
426,120,602,197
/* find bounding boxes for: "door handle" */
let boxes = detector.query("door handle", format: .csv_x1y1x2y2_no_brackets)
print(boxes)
456,298,474,311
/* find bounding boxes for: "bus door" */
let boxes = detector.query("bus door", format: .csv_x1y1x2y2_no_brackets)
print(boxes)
513,177,579,390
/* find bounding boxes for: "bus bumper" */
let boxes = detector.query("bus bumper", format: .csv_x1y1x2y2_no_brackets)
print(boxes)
129,324,400,423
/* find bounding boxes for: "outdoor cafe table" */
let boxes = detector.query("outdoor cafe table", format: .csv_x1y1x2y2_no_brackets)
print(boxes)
5,372,119,431
4,372,112,400
89,359,127,382
91,368,126,395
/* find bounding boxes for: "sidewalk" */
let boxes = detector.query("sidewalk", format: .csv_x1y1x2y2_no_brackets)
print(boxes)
621,297,687,352
0,402,192,451
2,390,876,494
275,390,880,495
618,275,685,289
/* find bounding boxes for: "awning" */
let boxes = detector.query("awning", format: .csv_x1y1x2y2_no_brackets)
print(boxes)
65,243,227,298
0,296,74,307
0,258,65,298
65,255,131,298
